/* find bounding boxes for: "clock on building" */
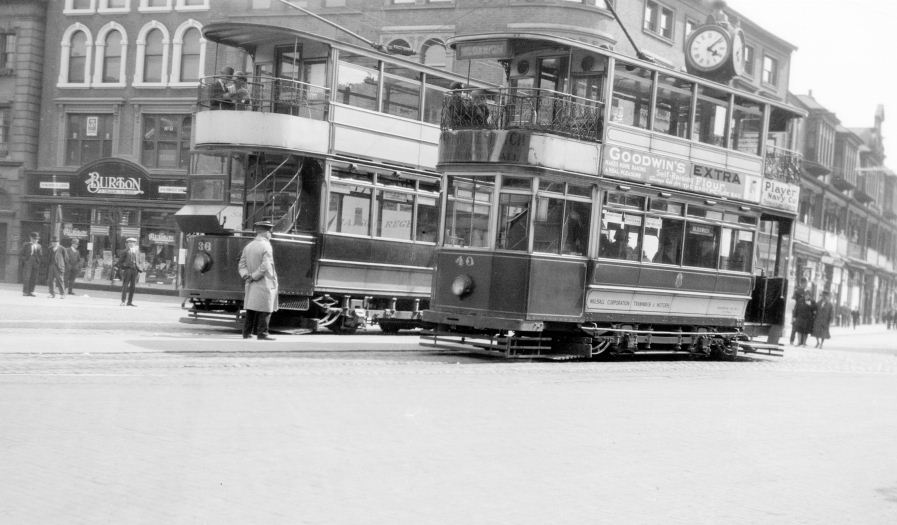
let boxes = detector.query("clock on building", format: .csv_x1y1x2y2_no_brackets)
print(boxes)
684,24,745,82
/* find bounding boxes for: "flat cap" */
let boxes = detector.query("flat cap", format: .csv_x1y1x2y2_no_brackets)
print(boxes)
254,220,274,230
126,237,138,242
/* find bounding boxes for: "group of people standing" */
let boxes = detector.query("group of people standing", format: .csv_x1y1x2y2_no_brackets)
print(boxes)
20,231,144,306
789,278,834,348
20,232,81,299
210,66,251,110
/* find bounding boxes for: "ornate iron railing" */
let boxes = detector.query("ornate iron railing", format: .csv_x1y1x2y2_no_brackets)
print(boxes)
441,88,604,142
197,75,330,120
764,145,802,184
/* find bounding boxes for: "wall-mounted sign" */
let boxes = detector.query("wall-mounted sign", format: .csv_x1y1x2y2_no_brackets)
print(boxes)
40,181,70,190
86,116,99,137
760,178,800,214
30,159,186,201
158,186,187,195
148,232,176,244
85,171,144,196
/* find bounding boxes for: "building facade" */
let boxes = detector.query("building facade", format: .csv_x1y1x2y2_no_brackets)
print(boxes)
0,0,47,283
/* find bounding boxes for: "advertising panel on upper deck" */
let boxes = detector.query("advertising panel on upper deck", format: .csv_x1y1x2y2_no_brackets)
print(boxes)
601,144,761,204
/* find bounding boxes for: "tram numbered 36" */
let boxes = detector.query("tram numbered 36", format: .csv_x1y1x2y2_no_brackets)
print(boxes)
420,32,804,359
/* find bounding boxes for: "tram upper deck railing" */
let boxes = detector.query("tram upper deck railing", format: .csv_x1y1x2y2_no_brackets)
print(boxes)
196,75,330,120
441,88,604,142
764,145,802,185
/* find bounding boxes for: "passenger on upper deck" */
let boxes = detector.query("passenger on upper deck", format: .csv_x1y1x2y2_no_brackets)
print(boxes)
231,72,252,110
211,66,235,110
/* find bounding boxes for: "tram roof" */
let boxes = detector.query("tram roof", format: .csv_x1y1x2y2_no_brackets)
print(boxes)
203,22,468,79
447,32,807,119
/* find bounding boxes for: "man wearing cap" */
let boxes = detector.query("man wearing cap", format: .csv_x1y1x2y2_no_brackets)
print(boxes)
46,237,67,299
238,220,279,341
19,232,43,297
116,237,142,306
64,238,82,295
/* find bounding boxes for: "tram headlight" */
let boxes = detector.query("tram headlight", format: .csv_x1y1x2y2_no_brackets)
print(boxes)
451,274,474,298
192,251,213,273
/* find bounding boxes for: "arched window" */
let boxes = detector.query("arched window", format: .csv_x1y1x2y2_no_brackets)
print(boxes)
134,22,170,85
179,28,200,81
68,31,89,83
170,20,205,85
421,39,446,68
144,29,164,83
102,31,123,83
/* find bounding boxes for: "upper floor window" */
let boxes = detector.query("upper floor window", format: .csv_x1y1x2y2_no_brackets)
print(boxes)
0,107,9,157
99,0,129,12
66,0,96,13
743,45,755,76
422,39,447,68
762,55,778,86
171,21,205,85
95,24,127,85
684,19,697,38
141,114,192,169
644,0,674,40
65,114,113,166
175,0,209,9
139,0,172,11
134,22,170,86
0,34,15,74
68,31,90,84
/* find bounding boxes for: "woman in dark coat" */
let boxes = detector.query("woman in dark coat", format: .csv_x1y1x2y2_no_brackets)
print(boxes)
792,294,815,347
812,291,834,348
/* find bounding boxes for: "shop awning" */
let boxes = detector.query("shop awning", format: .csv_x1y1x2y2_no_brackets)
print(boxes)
175,205,243,233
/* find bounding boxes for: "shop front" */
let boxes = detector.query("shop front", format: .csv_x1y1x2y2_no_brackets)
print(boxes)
23,158,186,292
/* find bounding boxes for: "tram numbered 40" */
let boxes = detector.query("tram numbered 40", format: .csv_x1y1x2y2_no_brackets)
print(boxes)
420,32,804,359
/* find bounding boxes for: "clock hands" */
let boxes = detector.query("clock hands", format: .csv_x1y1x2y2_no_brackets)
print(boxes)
706,37,724,57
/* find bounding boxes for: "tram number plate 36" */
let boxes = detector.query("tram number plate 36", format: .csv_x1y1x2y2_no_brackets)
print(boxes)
455,255,475,267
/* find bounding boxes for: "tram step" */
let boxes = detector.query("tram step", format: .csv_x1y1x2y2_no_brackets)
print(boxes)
738,341,784,356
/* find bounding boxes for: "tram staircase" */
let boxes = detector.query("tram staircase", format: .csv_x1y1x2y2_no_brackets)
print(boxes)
245,155,305,232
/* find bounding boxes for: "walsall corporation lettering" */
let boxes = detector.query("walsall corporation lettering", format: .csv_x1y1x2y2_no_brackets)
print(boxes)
85,172,144,196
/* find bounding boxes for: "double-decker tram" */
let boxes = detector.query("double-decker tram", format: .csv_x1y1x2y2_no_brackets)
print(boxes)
421,32,804,358
176,25,484,332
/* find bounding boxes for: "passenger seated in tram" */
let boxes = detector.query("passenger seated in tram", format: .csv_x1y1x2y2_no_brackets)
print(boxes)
599,225,632,260
653,234,681,265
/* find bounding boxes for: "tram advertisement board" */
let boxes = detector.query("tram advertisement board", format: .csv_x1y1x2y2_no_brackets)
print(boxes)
585,289,746,317
601,145,755,203
759,178,800,214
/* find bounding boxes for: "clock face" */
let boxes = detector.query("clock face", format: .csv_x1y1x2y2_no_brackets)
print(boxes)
688,27,730,71
731,30,745,76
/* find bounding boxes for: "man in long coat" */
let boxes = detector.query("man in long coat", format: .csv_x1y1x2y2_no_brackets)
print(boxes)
20,232,43,297
46,237,67,298
238,220,279,341
64,238,82,295
812,291,834,349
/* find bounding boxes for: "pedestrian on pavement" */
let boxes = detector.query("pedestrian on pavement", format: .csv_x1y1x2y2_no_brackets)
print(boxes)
238,220,279,341
851,308,859,329
789,277,809,345
19,232,43,297
46,237,67,299
812,291,834,349
116,237,142,306
793,293,815,347
64,238,82,295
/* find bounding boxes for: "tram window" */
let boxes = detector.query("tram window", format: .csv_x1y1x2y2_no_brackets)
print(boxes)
720,227,754,272
694,85,728,148
562,200,590,256
190,152,226,175
649,198,683,215
497,193,531,251
337,52,379,112
416,194,438,243
538,180,565,194
446,177,493,247
327,184,372,235
188,177,224,202
376,190,413,240
647,217,684,264
654,75,693,138
611,63,652,129
732,96,763,156
423,75,453,124
682,222,721,269
599,209,641,261
606,192,645,209
502,176,533,190
534,196,564,253
383,66,421,120
567,182,592,198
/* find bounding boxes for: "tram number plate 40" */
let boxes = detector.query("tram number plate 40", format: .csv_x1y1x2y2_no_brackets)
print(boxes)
455,256,475,267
